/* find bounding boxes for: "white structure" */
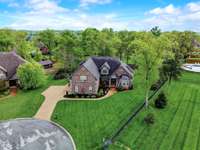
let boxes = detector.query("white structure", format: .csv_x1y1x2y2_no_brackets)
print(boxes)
181,64,200,73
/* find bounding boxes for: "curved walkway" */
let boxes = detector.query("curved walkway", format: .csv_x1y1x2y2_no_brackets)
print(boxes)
34,85,116,121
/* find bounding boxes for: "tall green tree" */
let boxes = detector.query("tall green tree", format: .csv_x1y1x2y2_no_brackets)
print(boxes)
37,29,58,51
151,26,161,37
133,33,172,107
160,59,182,85
98,28,115,56
81,28,100,58
57,31,77,72
17,62,46,90
16,41,38,60
116,31,135,62
0,29,15,52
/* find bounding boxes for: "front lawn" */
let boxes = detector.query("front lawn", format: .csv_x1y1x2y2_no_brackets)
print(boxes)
110,72,200,150
0,76,66,121
51,75,146,150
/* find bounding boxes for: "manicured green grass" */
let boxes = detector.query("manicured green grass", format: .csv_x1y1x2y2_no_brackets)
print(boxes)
110,72,200,150
52,75,146,150
0,76,66,121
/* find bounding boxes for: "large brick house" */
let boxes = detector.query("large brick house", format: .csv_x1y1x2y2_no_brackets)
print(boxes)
68,57,134,95
0,51,25,87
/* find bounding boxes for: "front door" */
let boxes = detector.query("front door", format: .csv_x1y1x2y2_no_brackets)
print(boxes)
110,78,117,87
9,80,17,87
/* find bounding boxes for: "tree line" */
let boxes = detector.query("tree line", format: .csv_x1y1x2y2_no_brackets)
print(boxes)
0,28,198,68
0,27,199,95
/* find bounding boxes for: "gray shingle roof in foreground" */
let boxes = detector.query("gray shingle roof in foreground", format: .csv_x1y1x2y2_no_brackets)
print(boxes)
83,58,100,80
0,119,76,150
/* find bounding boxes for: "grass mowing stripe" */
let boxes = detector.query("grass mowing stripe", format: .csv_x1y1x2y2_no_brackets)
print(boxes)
115,82,181,150
172,89,197,150
144,85,184,150
155,85,186,150
197,90,200,150
158,88,191,150
51,72,200,150
116,114,146,148
182,90,200,150
197,125,200,150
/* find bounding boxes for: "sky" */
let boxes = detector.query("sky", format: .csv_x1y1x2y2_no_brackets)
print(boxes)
0,0,200,31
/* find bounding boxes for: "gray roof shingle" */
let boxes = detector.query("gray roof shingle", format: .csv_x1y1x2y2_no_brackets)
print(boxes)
83,58,100,80
82,56,133,78
0,51,25,80
91,56,121,75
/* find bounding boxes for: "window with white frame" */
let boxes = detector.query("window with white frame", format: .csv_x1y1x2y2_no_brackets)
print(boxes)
80,76,87,82
89,86,93,91
75,86,78,93
0,72,6,80
101,67,109,75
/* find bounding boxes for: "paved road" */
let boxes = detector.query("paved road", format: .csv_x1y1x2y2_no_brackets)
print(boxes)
0,118,76,150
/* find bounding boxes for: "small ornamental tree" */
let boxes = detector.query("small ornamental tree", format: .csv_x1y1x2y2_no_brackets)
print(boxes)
155,92,167,109
17,62,46,90
133,33,173,108
144,113,155,125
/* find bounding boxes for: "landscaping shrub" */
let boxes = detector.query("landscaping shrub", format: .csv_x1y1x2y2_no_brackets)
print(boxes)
155,92,167,109
54,68,69,80
129,84,133,90
0,80,8,92
150,80,163,91
144,113,155,125
117,85,124,91
17,62,46,90
0,90,9,98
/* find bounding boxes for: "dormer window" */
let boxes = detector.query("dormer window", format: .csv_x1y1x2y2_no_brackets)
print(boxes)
100,62,110,75
101,68,109,75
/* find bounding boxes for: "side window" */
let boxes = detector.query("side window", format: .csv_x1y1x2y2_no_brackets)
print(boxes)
0,71,6,80
75,86,78,92
80,76,87,82
89,86,92,91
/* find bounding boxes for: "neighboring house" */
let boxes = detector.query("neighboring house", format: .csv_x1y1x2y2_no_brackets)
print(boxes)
38,42,49,55
69,56,134,95
39,60,53,69
0,51,25,87
192,39,200,49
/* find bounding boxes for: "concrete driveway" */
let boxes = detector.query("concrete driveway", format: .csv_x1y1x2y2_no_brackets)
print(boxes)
34,85,68,121
34,85,116,121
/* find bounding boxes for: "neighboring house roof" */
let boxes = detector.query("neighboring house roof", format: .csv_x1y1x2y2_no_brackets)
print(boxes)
0,51,25,80
83,58,100,80
91,56,121,75
39,60,53,66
